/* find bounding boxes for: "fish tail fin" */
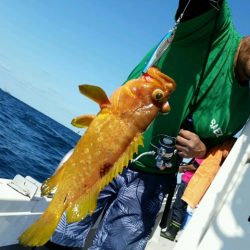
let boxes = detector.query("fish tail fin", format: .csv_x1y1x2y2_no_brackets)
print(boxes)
19,194,66,247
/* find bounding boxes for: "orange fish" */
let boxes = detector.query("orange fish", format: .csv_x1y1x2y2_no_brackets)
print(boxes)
19,67,176,246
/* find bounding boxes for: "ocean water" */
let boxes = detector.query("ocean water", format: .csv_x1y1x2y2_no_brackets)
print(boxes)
0,89,80,183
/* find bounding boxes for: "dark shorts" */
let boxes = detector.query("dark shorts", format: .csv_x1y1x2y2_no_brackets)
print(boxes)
51,167,176,250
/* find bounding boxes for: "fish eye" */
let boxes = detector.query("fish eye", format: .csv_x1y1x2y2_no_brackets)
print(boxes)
152,89,164,102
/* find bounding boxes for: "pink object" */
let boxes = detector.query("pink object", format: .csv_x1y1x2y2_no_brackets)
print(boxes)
195,158,203,165
182,171,194,184
181,158,203,184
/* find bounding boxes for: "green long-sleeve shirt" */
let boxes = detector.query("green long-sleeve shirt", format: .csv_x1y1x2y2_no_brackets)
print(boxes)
128,0,250,174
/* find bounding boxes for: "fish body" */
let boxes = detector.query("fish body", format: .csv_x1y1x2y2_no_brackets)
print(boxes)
19,67,176,246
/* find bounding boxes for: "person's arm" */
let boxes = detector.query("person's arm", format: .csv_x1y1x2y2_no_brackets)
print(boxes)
235,36,250,85
175,129,207,158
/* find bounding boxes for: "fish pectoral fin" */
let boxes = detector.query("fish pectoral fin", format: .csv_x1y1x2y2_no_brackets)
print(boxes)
79,84,111,109
71,114,96,128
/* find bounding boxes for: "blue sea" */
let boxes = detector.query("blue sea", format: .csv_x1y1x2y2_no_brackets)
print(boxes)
0,89,80,183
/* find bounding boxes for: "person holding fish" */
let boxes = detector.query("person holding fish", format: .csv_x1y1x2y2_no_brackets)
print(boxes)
20,0,250,249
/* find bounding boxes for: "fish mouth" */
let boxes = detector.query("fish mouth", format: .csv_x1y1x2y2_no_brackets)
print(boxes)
161,101,171,113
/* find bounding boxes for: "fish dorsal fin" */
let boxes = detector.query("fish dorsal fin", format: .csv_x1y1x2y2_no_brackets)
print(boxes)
79,84,111,109
71,114,96,128
65,133,144,223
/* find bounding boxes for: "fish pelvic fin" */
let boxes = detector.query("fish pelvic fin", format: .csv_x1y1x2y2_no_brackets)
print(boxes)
65,133,144,223
41,161,66,196
71,114,96,128
79,84,111,109
19,193,66,247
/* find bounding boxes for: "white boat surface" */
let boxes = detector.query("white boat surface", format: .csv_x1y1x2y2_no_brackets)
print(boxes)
0,118,249,250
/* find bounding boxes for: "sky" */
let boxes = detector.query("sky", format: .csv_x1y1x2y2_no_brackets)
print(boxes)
0,0,249,133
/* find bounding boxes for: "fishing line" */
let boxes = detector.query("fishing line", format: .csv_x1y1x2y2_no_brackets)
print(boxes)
209,0,221,11
134,0,192,163
132,151,155,163
142,0,192,73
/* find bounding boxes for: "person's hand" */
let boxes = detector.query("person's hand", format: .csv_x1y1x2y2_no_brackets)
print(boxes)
235,36,250,84
178,164,196,173
178,165,187,173
176,129,207,158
